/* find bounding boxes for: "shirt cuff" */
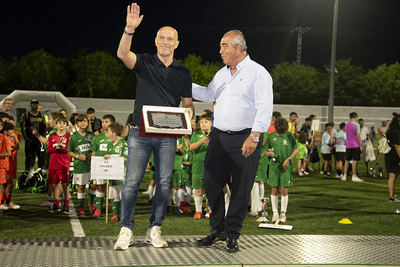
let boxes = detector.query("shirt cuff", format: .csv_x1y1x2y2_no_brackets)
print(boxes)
252,121,267,133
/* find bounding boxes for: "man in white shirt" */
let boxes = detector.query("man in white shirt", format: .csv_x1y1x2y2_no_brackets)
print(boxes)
192,30,273,253
359,118,372,174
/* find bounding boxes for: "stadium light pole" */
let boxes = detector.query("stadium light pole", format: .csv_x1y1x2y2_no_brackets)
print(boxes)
328,0,339,122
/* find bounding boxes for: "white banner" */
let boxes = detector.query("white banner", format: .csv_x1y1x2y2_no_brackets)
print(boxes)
90,156,124,180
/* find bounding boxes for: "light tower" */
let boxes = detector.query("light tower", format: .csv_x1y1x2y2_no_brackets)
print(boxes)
292,26,311,63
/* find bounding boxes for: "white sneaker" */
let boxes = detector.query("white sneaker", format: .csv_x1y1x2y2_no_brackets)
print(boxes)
280,212,287,223
114,227,133,251
272,213,279,222
0,204,9,210
341,174,347,181
146,226,168,248
8,202,20,209
352,176,364,182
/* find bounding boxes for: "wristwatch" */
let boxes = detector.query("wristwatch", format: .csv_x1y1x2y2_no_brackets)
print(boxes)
250,133,260,143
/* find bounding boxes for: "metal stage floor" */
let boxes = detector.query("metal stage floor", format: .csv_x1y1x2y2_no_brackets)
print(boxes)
1,235,399,267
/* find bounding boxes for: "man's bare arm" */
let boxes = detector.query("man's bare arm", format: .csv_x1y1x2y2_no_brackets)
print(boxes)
117,3,144,70
182,97,195,119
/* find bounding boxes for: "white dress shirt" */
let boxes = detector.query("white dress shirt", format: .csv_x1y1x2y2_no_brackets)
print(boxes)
192,55,273,133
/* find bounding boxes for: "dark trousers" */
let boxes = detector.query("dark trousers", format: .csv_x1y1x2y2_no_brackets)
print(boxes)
204,128,263,238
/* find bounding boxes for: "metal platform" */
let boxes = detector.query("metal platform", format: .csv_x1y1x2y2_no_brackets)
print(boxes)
1,235,399,267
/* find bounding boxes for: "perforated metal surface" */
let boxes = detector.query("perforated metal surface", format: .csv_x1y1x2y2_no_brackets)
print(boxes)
0,235,399,266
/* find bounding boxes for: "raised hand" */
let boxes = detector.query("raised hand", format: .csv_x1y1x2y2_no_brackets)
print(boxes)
125,3,144,32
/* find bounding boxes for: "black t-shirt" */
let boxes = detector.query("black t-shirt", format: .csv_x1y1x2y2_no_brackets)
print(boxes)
91,117,102,133
22,111,46,139
131,54,192,125
387,128,400,162
300,123,311,141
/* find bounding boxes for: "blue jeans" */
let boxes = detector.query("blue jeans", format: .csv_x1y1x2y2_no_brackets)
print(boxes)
120,128,177,229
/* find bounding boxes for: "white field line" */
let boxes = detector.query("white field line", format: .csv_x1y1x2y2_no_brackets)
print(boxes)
69,201,86,237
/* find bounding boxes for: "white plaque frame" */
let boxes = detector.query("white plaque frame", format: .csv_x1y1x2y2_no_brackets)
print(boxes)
142,105,192,135
90,156,125,180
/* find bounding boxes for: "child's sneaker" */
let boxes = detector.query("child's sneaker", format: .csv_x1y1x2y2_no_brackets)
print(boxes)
395,208,400,214
88,201,96,214
181,207,191,214
280,212,287,223
92,208,101,218
341,174,347,181
49,203,59,213
0,204,9,210
173,206,183,215
114,227,133,251
63,205,69,214
389,197,400,203
303,170,309,175
352,175,364,182
271,213,279,222
205,210,212,218
79,208,85,217
111,214,120,222
298,171,304,176
7,202,20,209
193,211,202,220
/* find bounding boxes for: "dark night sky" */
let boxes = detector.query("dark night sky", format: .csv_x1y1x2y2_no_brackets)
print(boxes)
1,0,399,70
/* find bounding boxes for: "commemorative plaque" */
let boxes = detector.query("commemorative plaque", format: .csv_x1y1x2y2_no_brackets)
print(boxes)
141,105,192,136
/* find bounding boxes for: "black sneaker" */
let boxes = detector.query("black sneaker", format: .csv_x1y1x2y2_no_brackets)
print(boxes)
63,205,69,214
49,203,59,213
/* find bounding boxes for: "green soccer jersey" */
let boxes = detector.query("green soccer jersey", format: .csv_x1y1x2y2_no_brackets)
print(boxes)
67,130,94,173
92,132,112,157
173,137,185,171
107,137,128,186
190,130,209,175
266,131,297,164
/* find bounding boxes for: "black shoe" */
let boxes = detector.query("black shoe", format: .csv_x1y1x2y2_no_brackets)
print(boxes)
196,230,225,246
63,205,69,214
49,203,59,213
226,236,239,253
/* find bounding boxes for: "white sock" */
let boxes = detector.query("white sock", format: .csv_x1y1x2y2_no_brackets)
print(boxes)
281,195,288,213
271,194,278,214
223,185,231,216
170,189,175,205
258,183,265,199
250,183,260,213
77,192,85,199
194,196,203,212
96,191,105,198
48,195,54,202
185,186,192,203
148,184,154,195
175,189,184,207
152,185,156,198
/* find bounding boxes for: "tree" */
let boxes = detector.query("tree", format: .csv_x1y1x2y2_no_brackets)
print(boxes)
271,62,326,104
10,49,68,92
69,51,129,98
180,54,223,86
365,62,400,107
0,56,11,94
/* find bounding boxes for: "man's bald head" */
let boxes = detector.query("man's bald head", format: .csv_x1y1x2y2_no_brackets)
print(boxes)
157,26,178,40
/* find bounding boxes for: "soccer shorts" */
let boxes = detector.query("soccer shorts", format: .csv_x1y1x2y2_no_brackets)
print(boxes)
91,178,106,185
346,148,361,161
335,152,346,162
72,173,91,185
322,153,332,161
109,185,123,201
48,168,69,184
171,169,186,187
192,173,203,189
267,163,293,188
385,154,400,175
0,169,6,184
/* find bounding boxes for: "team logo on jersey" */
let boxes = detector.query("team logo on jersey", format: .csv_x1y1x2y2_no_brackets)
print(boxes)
283,140,287,145
100,144,108,151
114,146,121,154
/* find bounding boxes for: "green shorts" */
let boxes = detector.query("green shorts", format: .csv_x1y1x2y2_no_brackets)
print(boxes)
255,156,268,182
192,173,203,189
149,170,155,180
171,169,186,187
183,166,192,187
109,180,124,186
267,163,293,188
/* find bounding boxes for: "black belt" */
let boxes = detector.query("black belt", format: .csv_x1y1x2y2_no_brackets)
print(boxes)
216,128,251,135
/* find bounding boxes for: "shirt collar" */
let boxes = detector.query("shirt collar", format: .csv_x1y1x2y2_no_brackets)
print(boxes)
153,54,180,68
226,54,250,70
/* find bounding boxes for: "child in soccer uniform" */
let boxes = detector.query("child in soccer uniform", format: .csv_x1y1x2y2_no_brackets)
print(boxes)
171,137,186,214
181,135,193,206
321,123,334,177
190,114,212,219
47,116,71,213
4,118,21,209
0,122,13,210
67,114,94,217
90,114,115,218
250,132,268,216
265,117,299,223
104,122,128,222
296,131,309,176
335,123,347,179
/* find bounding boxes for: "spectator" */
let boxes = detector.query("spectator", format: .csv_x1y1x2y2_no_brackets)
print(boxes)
342,112,363,182
87,107,102,135
288,112,298,135
334,123,347,179
377,120,389,166
20,99,46,177
321,123,334,177
385,113,400,203
1,98,13,114
359,118,372,174
268,111,281,134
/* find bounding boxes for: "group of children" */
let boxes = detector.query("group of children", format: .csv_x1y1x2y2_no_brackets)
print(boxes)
0,113,20,211
42,112,128,222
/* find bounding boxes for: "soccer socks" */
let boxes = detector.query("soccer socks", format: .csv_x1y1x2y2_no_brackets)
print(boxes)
5,193,11,204
185,186,192,203
0,193,5,204
281,195,289,213
148,184,155,197
250,183,260,213
271,194,279,215
54,199,60,208
259,183,265,199
111,200,119,214
64,199,70,207
89,190,96,206
95,192,105,209
175,188,184,207
77,192,85,208
194,196,203,212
